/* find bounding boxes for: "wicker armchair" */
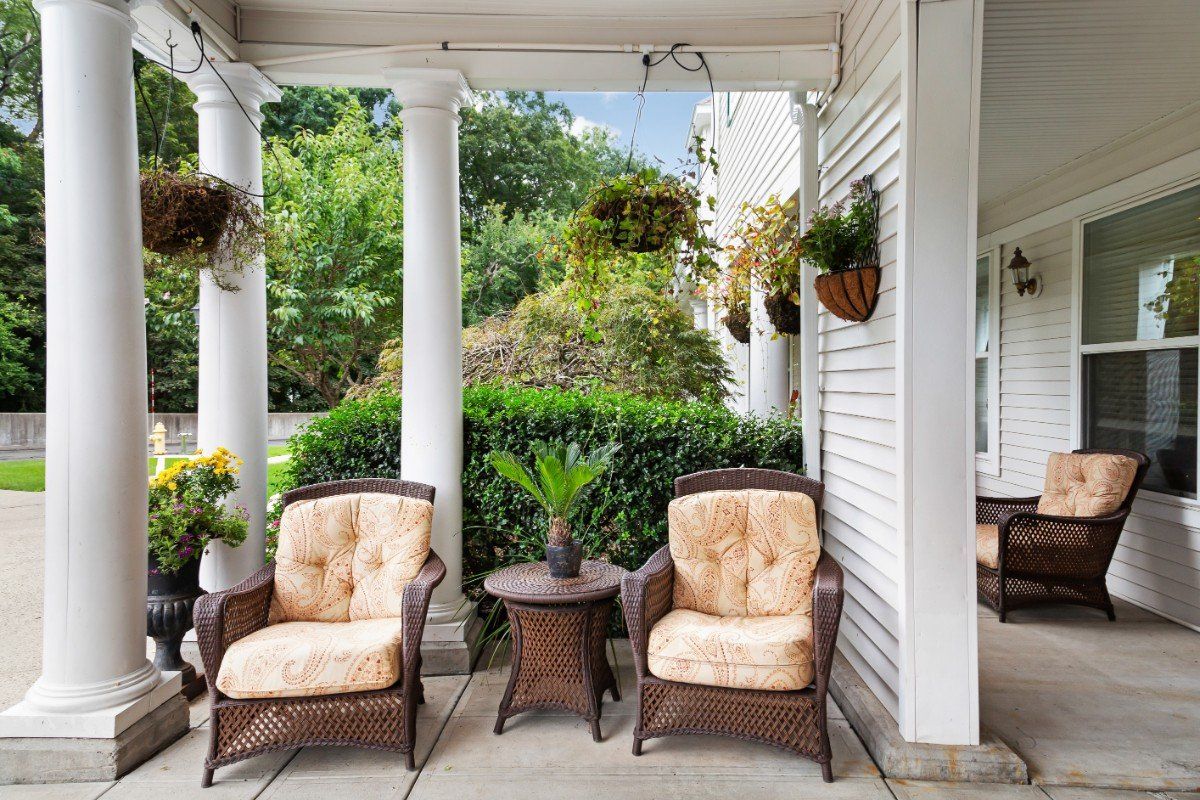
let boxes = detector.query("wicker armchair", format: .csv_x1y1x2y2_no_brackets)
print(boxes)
622,468,843,782
194,479,446,787
976,448,1149,621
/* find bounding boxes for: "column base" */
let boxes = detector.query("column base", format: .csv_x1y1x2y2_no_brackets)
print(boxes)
420,604,483,675
0,671,181,739
0,693,188,784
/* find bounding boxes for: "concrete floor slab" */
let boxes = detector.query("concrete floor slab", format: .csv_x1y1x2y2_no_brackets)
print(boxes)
120,727,295,784
407,775,894,800
0,784,111,800
259,776,411,799
979,599,1200,791
1042,788,1200,800
887,779,1050,798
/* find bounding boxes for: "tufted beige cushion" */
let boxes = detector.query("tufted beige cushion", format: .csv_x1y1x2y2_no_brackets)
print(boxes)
1037,453,1137,518
647,609,814,691
271,493,432,624
976,524,999,569
216,618,405,699
668,489,820,618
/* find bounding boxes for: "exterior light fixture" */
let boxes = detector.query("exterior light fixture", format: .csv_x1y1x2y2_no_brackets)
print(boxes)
191,303,201,327
1007,247,1041,297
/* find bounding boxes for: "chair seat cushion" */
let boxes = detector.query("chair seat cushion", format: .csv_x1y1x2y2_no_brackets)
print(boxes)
1037,452,1138,517
216,618,405,699
976,523,999,569
646,608,814,691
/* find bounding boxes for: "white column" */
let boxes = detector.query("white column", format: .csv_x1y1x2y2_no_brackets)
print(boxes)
10,0,160,722
187,65,280,593
747,284,791,416
385,68,472,625
794,99,822,480
896,0,983,745
690,296,709,330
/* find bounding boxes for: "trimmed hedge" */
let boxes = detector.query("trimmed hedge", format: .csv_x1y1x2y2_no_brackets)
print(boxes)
284,385,804,590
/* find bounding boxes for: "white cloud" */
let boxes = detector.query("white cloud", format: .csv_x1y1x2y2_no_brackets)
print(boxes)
569,115,620,140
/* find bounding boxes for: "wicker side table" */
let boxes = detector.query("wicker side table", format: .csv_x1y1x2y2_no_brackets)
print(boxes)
484,560,625,742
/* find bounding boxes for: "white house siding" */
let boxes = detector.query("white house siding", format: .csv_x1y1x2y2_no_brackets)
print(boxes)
815,0,904,717
976,108,1200,631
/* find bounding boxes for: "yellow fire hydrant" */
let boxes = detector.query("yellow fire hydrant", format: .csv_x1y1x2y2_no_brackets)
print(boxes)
150,422,168,456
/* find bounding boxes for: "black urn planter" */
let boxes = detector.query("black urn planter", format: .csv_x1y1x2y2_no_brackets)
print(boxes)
545,542,583,579
147,554,207,699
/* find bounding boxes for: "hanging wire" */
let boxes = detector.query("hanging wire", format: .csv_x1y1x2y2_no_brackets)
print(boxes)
624,43,717,182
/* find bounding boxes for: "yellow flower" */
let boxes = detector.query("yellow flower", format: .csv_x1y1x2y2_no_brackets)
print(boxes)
167,481,177,491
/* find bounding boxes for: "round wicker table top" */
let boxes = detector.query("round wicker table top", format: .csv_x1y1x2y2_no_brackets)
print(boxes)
484,560,625,604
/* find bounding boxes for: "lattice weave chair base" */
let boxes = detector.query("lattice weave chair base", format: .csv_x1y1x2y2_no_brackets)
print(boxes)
977,564,1115,621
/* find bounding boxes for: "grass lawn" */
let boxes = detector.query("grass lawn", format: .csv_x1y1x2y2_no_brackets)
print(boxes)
0,450,289,494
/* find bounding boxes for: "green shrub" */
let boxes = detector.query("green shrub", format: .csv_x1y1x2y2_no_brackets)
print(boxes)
284,384,804,593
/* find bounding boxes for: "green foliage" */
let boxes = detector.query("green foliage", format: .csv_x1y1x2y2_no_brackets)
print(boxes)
458,92,631,229
731,195,804,301
283,385,804,589
265,104,405,407
148,448,248,574
0,0,41,131
801,175,880,274
461,204,564,326
263,86,394,139
488,440,620,545
133,54,197,169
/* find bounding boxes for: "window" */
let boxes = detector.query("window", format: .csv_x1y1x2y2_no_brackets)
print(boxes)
1081,183,1200,498
976,252,998,471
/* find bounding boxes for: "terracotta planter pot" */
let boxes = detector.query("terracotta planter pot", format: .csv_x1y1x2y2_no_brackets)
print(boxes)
764,291,801,335
723,309,751,344
813,266,881,323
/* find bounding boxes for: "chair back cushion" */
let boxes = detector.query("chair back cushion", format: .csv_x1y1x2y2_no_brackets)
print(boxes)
271,492,432,623
668,489,820,618
1037,452,1138,518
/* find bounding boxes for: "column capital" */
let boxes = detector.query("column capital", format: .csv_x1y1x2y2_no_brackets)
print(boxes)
184,62,282,118
33,0,132,27
384,68,472,114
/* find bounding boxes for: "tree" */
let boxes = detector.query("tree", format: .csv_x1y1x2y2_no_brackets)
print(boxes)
0,0,40,138
264,103,405,407
264,86,395,139
458,92,631,229
133,53,198,169
461,204,564,326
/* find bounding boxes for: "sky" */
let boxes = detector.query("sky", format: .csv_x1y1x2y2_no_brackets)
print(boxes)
548,91,709,171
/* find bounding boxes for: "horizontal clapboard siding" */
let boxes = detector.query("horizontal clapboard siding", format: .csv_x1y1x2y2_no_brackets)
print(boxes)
977,192,1200,632
817,0,903,718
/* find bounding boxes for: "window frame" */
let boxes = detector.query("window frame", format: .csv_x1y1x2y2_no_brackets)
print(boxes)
975,246,1001,476
1070,177,1200,505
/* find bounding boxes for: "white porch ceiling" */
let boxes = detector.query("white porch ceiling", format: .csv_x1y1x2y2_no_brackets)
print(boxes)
979,0,1200,207
133,0,841,91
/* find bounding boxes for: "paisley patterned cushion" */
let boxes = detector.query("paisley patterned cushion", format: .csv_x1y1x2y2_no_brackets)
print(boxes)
1037,453,1137,518
647,608,814,691
668,489,820,618
976,523,999,569
215,618,405,699
271,493,433,623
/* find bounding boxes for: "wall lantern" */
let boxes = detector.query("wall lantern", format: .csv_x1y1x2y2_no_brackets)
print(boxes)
1006,247,1041,298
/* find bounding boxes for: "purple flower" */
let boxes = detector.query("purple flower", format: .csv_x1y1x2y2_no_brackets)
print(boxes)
179,546,194,558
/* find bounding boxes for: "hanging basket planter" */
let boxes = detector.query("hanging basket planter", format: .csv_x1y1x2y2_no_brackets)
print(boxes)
140,171,236,257
763,291,802,335
814,265,881,323
723,309,751,344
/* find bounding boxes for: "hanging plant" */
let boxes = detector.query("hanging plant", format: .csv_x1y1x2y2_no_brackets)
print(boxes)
730,195,805,335
140,169,265,292
715,248,752,344
801,175,881,323
563,136,720,302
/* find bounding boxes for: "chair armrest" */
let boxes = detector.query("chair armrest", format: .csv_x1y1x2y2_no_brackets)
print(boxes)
194,562,275,693
401,549,447,688
811,552,844,699
976,495,1040,524
997,509,1129,578
620,545,674,680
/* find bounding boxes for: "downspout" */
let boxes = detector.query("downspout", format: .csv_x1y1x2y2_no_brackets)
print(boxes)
791,94,822,481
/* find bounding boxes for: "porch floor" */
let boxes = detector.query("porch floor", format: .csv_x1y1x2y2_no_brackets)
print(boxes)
0,487,1198,798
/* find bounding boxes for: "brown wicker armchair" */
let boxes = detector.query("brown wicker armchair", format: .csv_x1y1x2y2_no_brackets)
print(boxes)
622,468,843,782
194,478,445,787
976,448,1149,622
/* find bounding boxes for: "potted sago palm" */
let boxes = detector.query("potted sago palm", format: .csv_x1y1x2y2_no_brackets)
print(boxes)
488,440,620,578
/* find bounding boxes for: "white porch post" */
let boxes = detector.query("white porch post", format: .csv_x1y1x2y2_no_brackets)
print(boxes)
793,99,822,480
0,0,186,768
187,65,280,593
385,68,477,660
896,0,984,744
747,286,791,416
